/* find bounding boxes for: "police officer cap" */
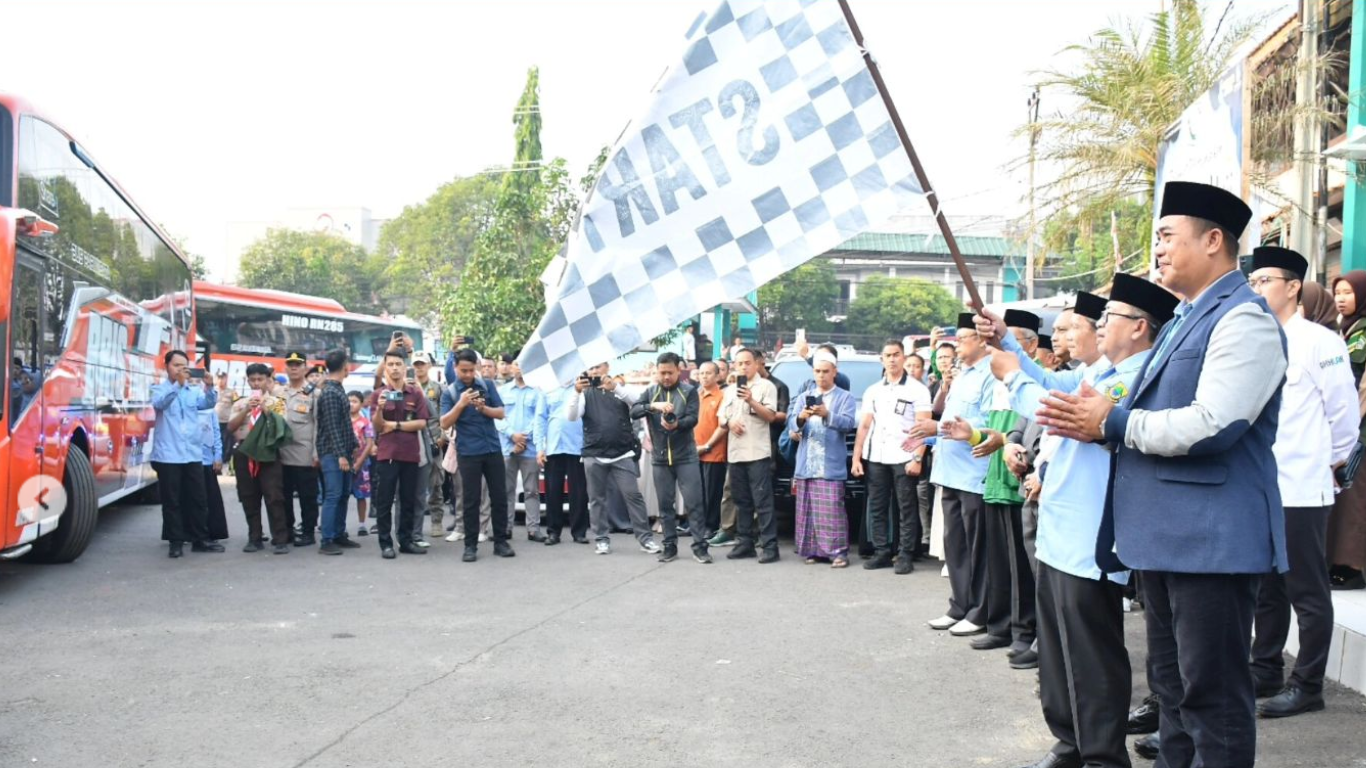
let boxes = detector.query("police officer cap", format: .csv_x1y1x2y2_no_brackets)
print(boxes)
1038,334,1053,351
1249,246,1307,280
957,312,977,330
284,351,307,364
1003,309,1041,333
1159,181,1252,238
309,364,326,375
1072,292,1107,322
1110,273,1180,325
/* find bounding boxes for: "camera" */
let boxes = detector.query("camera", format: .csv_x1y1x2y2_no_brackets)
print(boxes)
589,376,603,387
663,412,677,424
385,390,404,402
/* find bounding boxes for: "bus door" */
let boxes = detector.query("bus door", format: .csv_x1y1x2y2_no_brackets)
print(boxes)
7,254,48,548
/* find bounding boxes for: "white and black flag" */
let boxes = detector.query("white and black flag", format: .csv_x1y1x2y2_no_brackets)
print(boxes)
520,0,924,388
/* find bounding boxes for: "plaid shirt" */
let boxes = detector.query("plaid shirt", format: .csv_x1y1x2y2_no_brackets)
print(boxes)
315,379,358,459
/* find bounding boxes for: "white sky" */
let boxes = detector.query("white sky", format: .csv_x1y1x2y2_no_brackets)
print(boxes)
4,0,1293,282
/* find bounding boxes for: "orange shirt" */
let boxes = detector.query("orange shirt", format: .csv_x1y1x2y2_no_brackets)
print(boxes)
694,386,728,463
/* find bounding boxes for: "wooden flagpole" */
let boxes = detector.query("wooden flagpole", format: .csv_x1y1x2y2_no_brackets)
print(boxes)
837,0,984,311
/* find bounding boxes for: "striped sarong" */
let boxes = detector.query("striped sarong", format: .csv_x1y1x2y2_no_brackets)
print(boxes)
794,478,847,559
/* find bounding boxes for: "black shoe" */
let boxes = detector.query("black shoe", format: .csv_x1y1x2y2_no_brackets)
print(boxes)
1009,649,1039,670
1016,752,1083,768
381,546,396,559
293,534,316,547
726,542,757,559
1133,733,1160,761
242,539,264,553
168,541,183,558
1127,693,1160,734
658,544,678,563
970,634,1012,651
863,552,894,570
357,528,370,537
892,555,914,574
335,537,361,549
572,535,589,544
1254,675,1284,699
462,547,477,562
1006,641,1032,658
319,541,342,555
191,540,225,553
398,543,427,555
1257,685,1325,718
494,541,515,558
272,544,290,555
758,548,779,564
1330,568,1365,590
677,524,692,537
528,530,547,543
545,535,561,546
693,545,713,564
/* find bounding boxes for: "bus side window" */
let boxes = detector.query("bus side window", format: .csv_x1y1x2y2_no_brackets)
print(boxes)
10,261,43,428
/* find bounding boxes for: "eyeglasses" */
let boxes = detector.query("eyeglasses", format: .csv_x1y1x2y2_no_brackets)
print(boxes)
1098,310,1145,327
1248,275,1293,290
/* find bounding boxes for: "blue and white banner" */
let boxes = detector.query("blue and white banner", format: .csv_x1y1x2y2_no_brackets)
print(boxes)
520,0,924,388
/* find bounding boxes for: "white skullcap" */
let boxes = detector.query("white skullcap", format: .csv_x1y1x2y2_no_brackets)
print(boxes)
812,350,838,368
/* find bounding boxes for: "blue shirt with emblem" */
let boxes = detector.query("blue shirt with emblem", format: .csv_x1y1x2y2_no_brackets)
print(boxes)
928,355,996,493
151,381,215,464
535,385,584,457
497,380,543,457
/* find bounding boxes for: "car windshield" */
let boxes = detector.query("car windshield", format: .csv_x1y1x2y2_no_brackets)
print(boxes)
769,359,886,405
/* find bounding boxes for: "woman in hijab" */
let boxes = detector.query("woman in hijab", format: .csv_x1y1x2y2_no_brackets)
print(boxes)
1329,272,1366,591
1301,281,1340,331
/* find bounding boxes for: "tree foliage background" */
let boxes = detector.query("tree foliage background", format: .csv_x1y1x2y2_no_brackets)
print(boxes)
845,277,963,340
757,259,839,334
237,229,382,313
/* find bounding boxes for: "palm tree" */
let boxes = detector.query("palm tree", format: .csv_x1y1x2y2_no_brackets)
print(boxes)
1022,0,1266,257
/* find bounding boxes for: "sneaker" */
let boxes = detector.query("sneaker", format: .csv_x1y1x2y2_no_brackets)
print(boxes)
368,524,380,534
758,548,779,564
414,540,431,549
447,531,464,542
335,537,361,549
677,524,692,537
927,614,959,630
863,552,894,570
640,539,662,554
595,540,611,555
477,533,488,543
692,545,713,564
357,528,369,537
242,539,265,553
319,541,342,555
272,543,290,555
708,531,736,547
893,555,915,575
658,544,678,563
430,523,445,537
462,547,477,563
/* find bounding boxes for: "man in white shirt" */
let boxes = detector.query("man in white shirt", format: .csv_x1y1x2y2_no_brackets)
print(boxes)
852,340,933,573
1247,246,1357,718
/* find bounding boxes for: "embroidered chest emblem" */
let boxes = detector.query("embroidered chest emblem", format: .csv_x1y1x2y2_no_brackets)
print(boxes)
1105,381,1129,404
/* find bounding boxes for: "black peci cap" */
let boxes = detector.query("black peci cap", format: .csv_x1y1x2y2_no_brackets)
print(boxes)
1038,334,1053,351
1073,292,1107,322
1158,181,1252,238
1249,246,1308,280
957,312,977,330
1003,309,1041,333
1109,273,1180,325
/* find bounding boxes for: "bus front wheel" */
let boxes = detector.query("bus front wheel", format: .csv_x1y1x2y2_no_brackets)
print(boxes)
30,448,99,564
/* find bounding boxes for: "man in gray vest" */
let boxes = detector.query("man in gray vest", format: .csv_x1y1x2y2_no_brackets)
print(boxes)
1038,181,1288,768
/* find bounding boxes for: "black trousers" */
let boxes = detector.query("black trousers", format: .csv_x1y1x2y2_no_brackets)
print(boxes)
1036,562,1131,768
866,460,920,557
699,462,727,533
372,459,419,548
939,486,987,625
730,459,777,552
459,452,509,545
1143,570,1259,768
1252,505,1334,695
152,461,208,543
202,464,229,540
983,502,1037,644
282,464,320,535
544,453,588,540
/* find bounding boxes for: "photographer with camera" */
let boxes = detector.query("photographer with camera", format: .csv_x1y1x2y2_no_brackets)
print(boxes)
630,352,709,564
367,347,433,560
440,348,513,563
568,363,658,556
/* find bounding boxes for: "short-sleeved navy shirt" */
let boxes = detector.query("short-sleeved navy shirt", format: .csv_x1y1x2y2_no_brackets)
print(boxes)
440,377,504,456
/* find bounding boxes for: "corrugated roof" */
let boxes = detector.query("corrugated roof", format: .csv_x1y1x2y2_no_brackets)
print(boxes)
831,232,1025,259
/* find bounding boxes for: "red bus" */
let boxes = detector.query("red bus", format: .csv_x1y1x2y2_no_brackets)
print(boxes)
192,281,426,393
0,93,194,562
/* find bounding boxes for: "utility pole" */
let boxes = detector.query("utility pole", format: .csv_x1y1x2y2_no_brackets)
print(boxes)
1292,0,1321,274
1026,87,1040,300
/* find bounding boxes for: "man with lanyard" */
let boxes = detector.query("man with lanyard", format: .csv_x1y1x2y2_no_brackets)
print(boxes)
368,348,435,560
440,348,513,562
150,350,219,558
410,351,447,544
278,351,321,548
630,352,710,564
852,339,932,574
980,274,1176,768
1038,182,1288,768
535,379,590,546
1247,246,1357,719
499,360,547,542
916,314,997,636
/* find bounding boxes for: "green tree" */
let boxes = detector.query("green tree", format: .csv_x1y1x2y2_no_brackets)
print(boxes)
160,225,209,279
845,276,962,340
1044,198,1152,293
757,258,838,334
1023,0,1264,258
237,229,380,313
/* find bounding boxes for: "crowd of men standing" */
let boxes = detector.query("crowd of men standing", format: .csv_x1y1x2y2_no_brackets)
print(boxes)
146,180,1362,768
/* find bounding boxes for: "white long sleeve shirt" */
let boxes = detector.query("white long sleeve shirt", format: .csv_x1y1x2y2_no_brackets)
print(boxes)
1274,314,1359,507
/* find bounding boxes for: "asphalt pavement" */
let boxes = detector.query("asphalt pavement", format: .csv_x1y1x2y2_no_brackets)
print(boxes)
1,479,1363,768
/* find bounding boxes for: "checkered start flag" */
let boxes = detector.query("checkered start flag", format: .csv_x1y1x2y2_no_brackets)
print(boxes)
519,0,924,388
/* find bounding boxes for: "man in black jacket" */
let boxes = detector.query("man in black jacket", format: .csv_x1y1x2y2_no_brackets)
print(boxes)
631,352,710,564
569,363,658,556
